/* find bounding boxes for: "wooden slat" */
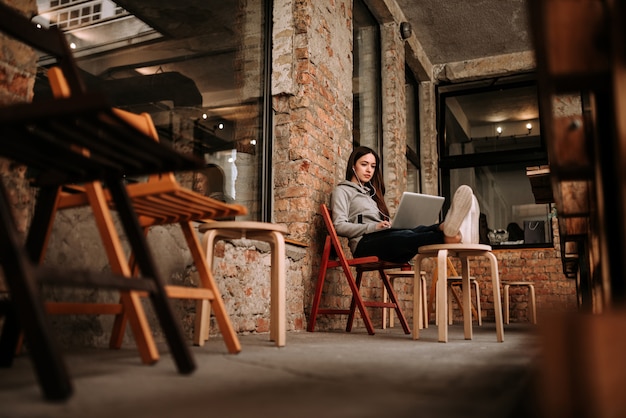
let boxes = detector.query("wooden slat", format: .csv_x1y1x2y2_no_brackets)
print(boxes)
0,96,203,186
46,302,124,315
34,267,156,293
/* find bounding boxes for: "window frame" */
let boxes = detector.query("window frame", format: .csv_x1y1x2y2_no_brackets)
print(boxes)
437,72,553,248
352,0,383,155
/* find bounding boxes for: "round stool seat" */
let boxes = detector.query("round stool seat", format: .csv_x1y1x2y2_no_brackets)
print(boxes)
419,243,492,253
198,221,289,235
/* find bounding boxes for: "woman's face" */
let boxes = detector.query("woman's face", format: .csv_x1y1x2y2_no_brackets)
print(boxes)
351,153,376,184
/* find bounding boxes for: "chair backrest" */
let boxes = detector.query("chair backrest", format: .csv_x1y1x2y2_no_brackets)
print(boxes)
0,2,85,96
320,203,385,265
48,65,175,185
320,203,353,261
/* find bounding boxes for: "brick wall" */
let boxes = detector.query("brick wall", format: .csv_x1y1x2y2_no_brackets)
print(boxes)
272,0,354,331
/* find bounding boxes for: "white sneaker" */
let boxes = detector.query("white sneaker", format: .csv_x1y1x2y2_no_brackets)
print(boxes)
443,185,473,238
459,195,480,244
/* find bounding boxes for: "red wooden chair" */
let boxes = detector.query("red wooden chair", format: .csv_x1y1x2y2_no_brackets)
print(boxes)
308,203,412,335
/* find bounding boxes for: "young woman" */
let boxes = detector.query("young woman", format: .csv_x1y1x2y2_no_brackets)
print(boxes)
330,146,475,264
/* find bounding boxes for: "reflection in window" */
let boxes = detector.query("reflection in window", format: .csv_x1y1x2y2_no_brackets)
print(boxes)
439,75,553,247
35,0,268,220
405,66,420,192
443,82,542,157
353,0,381,151
449,163,552,246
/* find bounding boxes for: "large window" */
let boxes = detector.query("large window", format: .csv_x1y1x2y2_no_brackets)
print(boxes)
353,0,381,153
34,0,270,220
438,74,553,247
405,67,421,192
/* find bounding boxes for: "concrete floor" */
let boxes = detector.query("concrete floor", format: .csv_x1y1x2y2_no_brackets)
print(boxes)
0,323,543,418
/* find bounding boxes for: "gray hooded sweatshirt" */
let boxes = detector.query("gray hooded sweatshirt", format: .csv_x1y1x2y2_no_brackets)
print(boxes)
330,180,385,254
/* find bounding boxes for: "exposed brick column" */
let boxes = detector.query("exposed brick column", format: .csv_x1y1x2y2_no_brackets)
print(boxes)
272,0,353,322
380,22,407,211
419,81,439,194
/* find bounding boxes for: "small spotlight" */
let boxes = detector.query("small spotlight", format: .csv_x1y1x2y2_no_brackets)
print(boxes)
250,139,257,146
526,122,532,135
202,113,208,120
217,122,225,130
69,42,77,49
496,126,503,136
400,22,412,40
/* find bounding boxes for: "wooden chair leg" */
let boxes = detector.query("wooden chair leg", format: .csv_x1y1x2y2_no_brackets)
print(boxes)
460,257,473,340
182,221,241,354
85,182,160,364
486,252,505,342
107,178,195,374
529,284,537,324
504,284,511,324
382,286,389,329
346,272,364,332
307,237,332,332
380,271,410,334
0,183,73,400
420,273,428,329
195,299,211,344
267,230,286,346
437,249,449,342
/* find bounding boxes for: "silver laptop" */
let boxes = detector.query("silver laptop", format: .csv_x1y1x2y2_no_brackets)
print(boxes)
390,192,445,229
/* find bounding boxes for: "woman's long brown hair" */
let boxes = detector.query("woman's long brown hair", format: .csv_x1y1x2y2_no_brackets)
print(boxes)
345,146,390,217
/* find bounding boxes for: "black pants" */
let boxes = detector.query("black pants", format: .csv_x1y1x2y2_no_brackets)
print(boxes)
353,224,444,264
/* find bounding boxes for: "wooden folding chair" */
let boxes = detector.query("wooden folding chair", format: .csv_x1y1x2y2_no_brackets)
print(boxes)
0,2,199,400
40,66,248,353
308,203,412,335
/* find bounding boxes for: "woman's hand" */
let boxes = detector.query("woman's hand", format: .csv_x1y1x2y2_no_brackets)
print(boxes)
376,220,391,230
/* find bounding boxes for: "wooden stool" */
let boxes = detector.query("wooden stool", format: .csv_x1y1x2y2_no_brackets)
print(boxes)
383,271,428,329
502,281,537,324
413,244,504,343
199,221,288,347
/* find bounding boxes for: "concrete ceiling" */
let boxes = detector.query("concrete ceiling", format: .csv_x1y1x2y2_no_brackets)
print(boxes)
113,0,534,67
397,0,533,65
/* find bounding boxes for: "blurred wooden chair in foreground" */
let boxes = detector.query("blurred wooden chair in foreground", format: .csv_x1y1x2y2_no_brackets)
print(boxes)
0,2,200,400
44,66,248,353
